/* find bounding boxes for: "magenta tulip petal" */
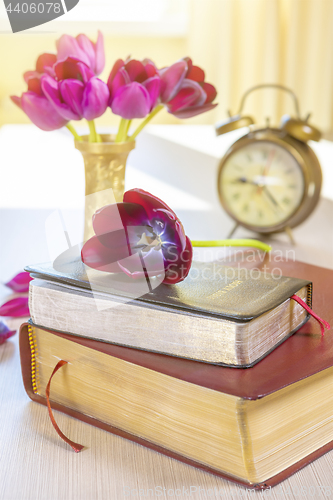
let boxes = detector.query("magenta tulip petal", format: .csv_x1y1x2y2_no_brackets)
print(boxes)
167,87,198,112
107,59,125,87
111,82,150,119
54,58,94,84
0,297,29,317
187,65,205,83
59,79,84,118
143,76,161,110
125,59,147,83
202,82,217,103
36,53,57,74
159,60,187,102
20,91,68,130
24,70,39,83
144,62,158,78
81,235,127,273
183,57,193,74
93,202,148,247
56,34,91,69
94,31,105,75
123,189,178,225
167,79,206,113
27,77,43,96
108,68,130,103
172,102,218,119
76,34,96,72
5,272,32,293
11,95,22,109
0,320,16,345
42,76,79,121
82,78,109,120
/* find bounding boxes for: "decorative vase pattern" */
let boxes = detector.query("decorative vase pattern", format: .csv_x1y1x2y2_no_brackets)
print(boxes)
75,134,135,241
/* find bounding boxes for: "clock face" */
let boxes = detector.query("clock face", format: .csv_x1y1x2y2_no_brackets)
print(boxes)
219,140,305,228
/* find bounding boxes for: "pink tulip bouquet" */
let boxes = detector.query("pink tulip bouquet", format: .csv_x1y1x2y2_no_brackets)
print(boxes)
11,31,218,143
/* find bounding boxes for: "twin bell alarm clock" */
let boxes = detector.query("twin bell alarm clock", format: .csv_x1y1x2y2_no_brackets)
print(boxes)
215,84,322,242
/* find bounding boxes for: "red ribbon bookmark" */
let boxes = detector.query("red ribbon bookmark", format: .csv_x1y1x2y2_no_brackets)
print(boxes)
45,359,84,453
291,295,331,336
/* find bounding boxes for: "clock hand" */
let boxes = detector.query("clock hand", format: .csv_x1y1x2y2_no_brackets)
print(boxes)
261,187,284,213
230,177,248,184
263,149,276,176
258,149,276,194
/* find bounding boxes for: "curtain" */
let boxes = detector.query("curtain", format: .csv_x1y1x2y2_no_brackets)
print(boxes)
186,0,333,135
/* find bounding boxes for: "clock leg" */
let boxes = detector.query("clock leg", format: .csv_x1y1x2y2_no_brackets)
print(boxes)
227,223,240,238
285,226,296,245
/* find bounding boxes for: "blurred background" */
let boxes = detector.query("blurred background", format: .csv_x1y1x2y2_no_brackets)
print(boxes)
1,0,333,136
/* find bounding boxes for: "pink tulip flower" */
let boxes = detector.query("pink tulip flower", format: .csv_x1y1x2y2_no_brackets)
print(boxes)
81,189,192,284
11,76,69,131
107,58,161,119
41,57,109,121
56,31,105,75
160,57,217,118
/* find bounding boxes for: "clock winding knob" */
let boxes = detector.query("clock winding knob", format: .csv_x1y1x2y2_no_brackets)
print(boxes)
280,115,322,143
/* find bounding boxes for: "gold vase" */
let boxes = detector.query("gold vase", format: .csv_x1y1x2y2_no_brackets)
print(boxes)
75,134,136,241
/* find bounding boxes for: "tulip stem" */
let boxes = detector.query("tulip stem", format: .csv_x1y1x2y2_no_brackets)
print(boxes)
125,119,132,140
87,120,98,143
129,104,164,142
66,123,82,142
191,239,272,252
115,118,129,143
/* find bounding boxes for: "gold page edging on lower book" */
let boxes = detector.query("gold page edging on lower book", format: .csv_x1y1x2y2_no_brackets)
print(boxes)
28,324,39,393
236,399,256,483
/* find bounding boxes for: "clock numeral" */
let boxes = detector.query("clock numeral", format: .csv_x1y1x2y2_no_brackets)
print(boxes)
282,197,291,205
258,209,264,218
288,184,297,189
232,192,241,200
285,168,293,175
246,154,252,162
242,203,249,212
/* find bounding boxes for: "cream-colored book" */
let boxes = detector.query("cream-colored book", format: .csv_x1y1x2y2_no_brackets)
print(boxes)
27,260,311,367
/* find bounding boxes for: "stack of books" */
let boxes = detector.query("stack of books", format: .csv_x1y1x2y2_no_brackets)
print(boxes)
19,255,333,489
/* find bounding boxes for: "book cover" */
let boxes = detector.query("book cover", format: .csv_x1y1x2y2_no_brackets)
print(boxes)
26,257,312,367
